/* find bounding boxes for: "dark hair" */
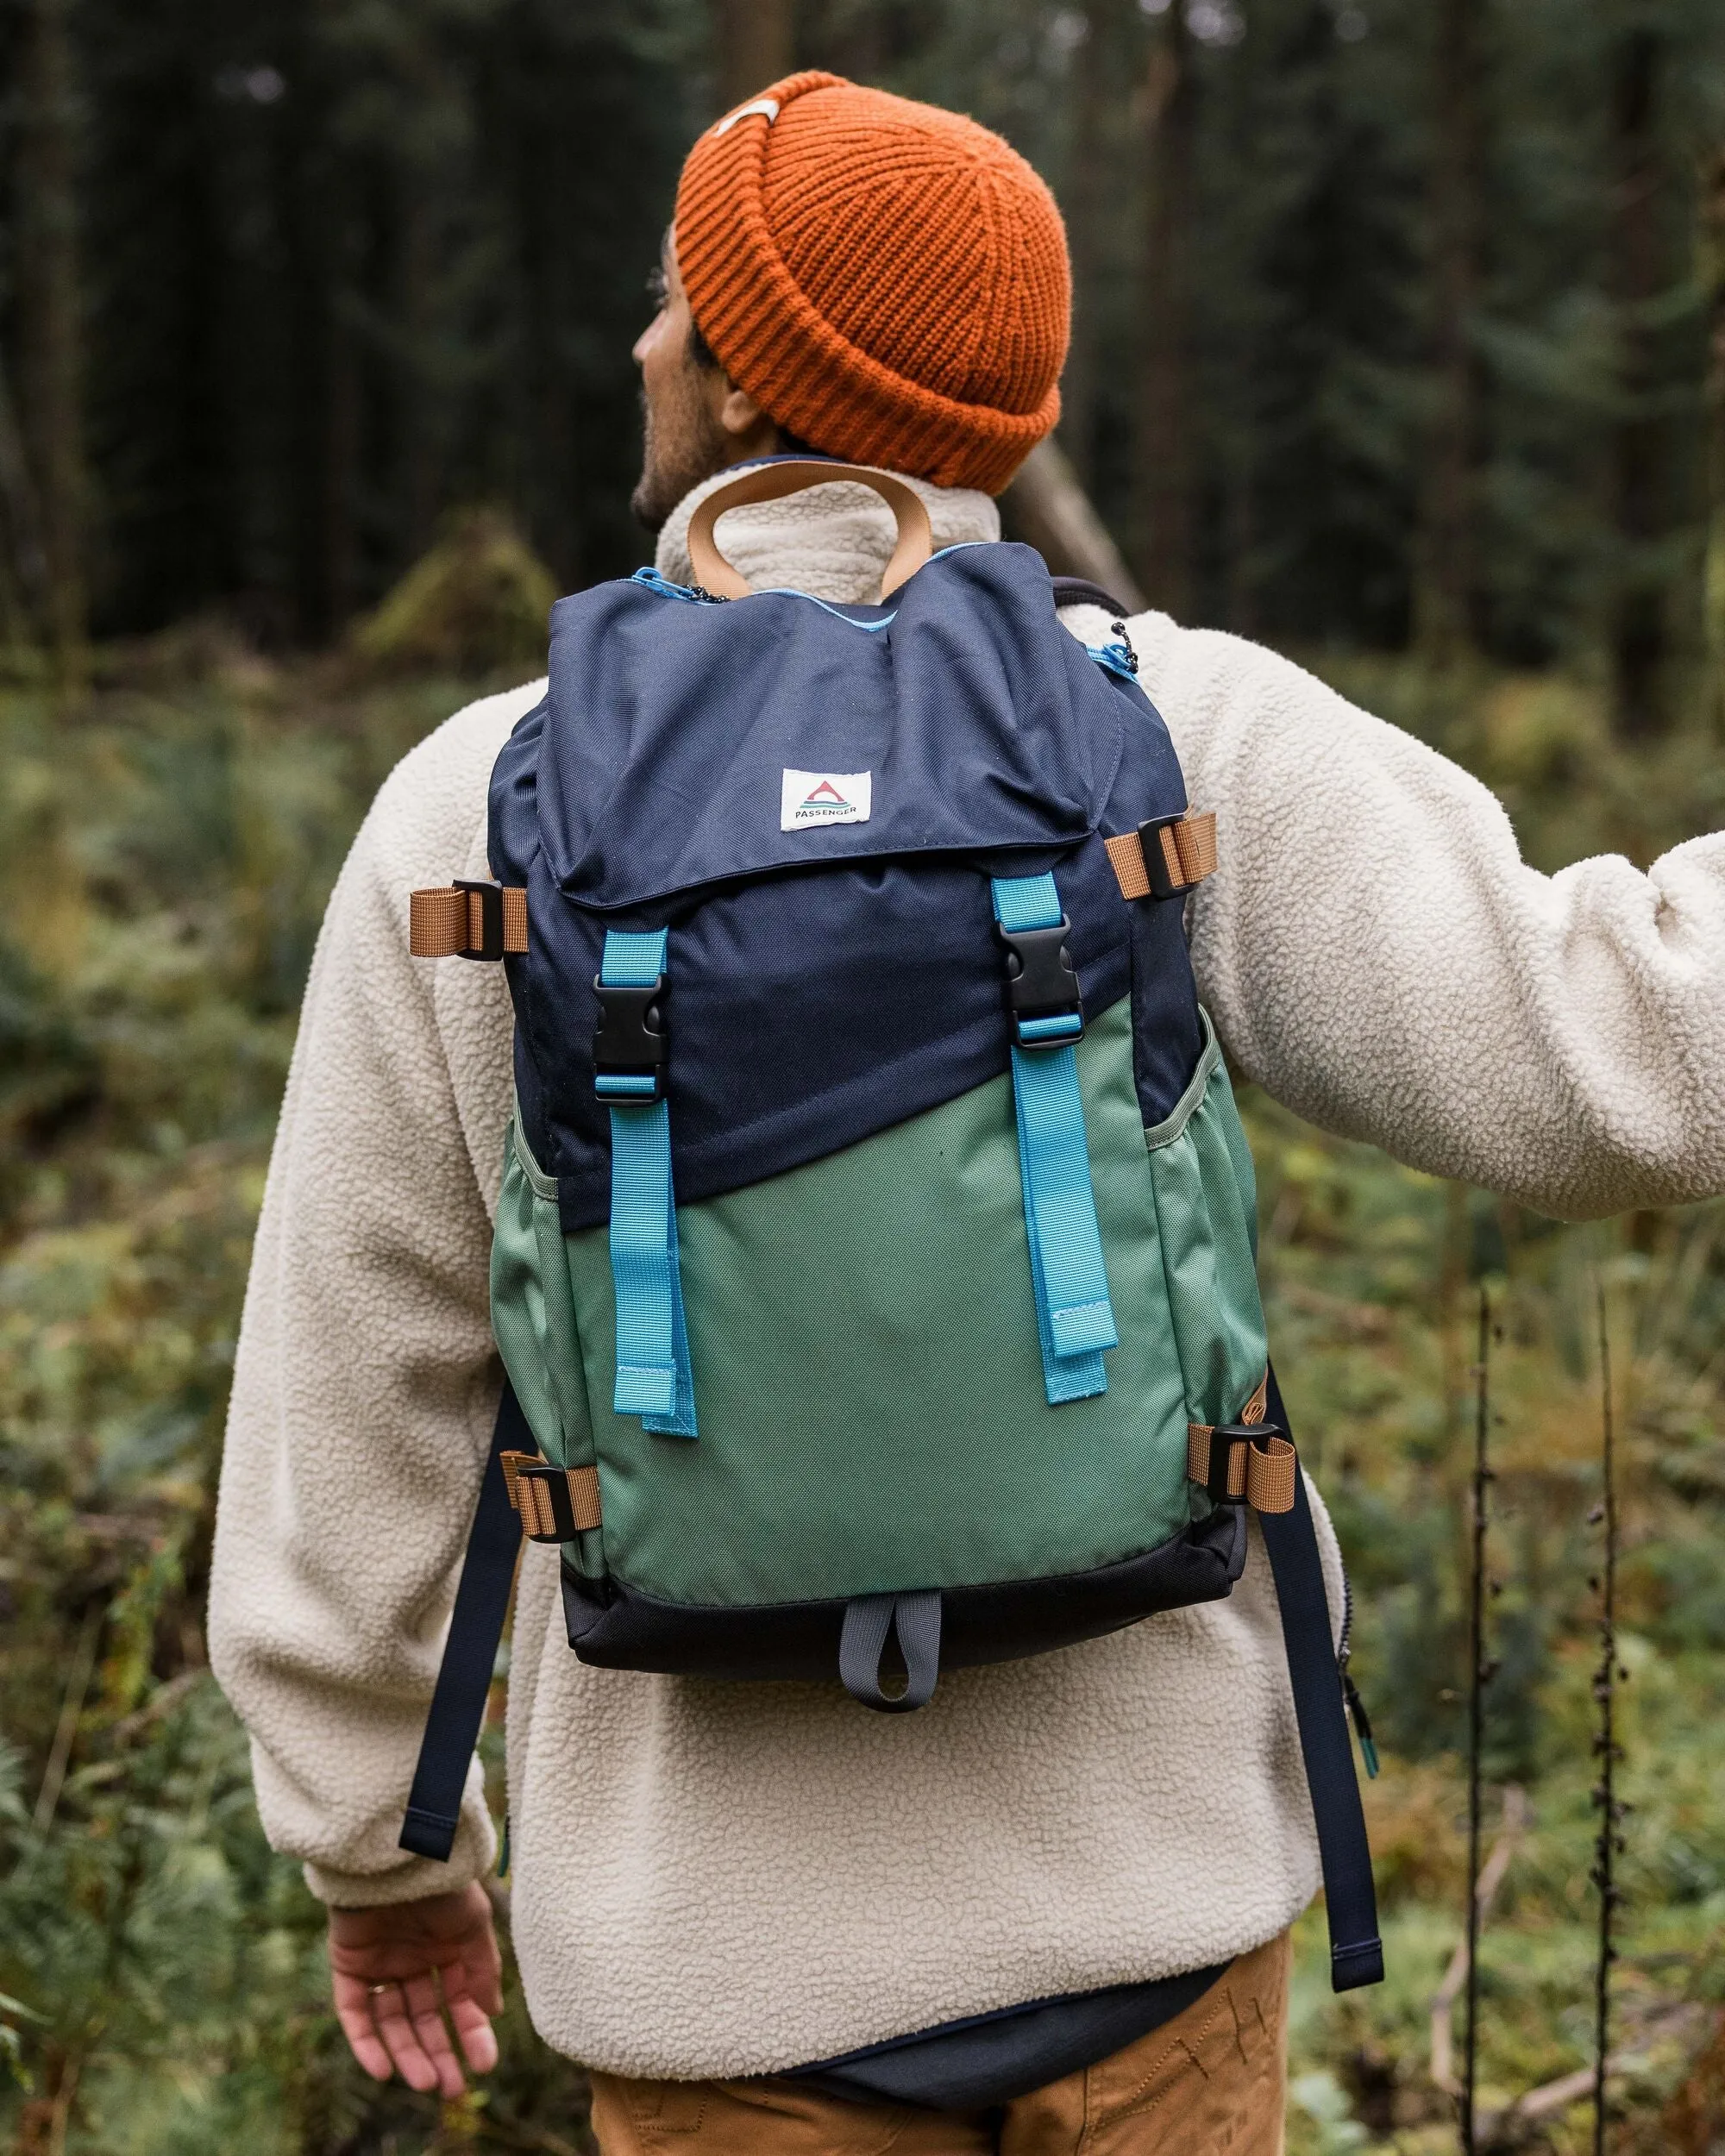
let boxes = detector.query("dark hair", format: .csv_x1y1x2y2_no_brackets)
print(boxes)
687,318,722,372
687,314,819,455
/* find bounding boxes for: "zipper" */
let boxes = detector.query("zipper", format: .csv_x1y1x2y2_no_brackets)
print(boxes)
1337,1564,1379,1778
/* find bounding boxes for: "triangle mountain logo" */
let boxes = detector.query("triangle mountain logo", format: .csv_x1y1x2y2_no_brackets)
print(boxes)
781,768,873,830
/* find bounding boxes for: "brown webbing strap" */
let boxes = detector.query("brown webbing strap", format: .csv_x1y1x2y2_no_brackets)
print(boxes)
500,1451,601,1539
1187,1373,1295,1514
410,887,467,956
1167,810,1218,887
501,886,529,952
1104,812,1218,903
409,882,529,958
1103,831,1151,900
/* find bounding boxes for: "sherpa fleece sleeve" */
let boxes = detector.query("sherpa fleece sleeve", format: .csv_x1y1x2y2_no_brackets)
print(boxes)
209,682,542,1906
1127,614,1725,1219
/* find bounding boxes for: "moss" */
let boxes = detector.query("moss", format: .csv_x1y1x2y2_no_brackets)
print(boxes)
348,511,558,681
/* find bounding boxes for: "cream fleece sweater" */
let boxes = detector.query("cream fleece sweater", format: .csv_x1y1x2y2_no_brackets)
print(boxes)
210,470,1725,2079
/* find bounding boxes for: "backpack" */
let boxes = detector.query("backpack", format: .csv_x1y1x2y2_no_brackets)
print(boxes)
398,460,1382,1993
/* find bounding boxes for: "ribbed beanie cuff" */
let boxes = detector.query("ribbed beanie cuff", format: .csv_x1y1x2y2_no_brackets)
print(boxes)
674,72,1070,497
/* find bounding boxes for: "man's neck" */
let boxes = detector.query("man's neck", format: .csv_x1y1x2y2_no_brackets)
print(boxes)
652,465,1000,606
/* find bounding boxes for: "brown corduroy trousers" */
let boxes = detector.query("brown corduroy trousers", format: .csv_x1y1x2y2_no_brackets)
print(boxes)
586,1930,1289,2156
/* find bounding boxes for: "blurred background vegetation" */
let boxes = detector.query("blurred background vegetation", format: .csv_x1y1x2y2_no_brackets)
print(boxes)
1,2,1723,2153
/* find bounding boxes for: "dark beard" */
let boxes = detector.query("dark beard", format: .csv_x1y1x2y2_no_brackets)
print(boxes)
630,381,732,534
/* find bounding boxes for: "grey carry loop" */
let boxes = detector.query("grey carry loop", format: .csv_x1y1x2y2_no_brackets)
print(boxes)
839,1590,944,1713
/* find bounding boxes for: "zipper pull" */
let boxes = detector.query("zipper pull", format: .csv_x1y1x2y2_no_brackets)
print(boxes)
1342,1670,1380,1780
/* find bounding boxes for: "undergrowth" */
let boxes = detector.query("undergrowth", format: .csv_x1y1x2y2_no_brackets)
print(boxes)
0,636,1721,2153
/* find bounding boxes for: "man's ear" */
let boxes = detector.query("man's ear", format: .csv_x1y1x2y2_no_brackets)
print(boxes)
716,379,779,455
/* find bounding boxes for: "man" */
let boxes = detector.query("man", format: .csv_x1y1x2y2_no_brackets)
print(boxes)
210,72,1725,2154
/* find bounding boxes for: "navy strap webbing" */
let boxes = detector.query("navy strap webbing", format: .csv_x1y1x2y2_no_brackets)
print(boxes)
398,1382,527,1863
1258,1369,1383,1990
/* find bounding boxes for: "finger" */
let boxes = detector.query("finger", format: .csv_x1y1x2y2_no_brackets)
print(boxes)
331,1974,398,2083
446,1989,500,2075
372,1984,444,2095
461,1920,505,2016
402,1969,467,2101
440,1958,501,2065
444,1939,504,2025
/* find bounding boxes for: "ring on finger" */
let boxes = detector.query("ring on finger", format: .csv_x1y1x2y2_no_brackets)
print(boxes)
367,1981,395,1998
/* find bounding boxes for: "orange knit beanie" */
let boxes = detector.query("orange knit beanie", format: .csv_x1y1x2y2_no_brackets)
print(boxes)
674,72,1070,497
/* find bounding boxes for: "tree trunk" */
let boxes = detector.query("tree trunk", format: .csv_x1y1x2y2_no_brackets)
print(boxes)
1416,0,1484,666
1061,2,1116,488
1133,0,1196,619
321,271,362,636
716,0,794,115
16,0,87,680
0,344,48,647
1608,25,1672,739
399,186,440,562
1698,145,1725,718
1000,437,1148,611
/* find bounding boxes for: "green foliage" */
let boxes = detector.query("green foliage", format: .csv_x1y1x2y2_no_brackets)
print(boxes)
0,650,593,2155
350,511,558,680
0,648,1721,2152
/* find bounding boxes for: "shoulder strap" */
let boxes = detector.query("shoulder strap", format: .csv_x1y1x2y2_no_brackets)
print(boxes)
1050,574,1132,617
398,1382,530,1863
1258,1369,1384,1990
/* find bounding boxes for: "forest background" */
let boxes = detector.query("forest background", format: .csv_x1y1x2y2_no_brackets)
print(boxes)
3,1,1725,2151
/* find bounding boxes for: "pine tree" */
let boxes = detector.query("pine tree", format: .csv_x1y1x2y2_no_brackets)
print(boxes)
1608,19,1678,736
15,0,86,678
1134,0,1197,617
716,0,794,109
1417,0,1487,663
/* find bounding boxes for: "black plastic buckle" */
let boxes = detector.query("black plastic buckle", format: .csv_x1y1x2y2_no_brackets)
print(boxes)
1206,1420,1272,1503
1137,816,1189,901
515,1463,578,1543
593,975,668,1101
995,918,1084,1048
454,878,505,961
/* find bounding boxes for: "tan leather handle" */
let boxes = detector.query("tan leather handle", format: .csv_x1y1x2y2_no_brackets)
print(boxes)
685,460,934,603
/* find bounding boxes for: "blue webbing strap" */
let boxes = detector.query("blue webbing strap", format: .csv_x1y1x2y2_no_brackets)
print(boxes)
599,929,697,1438
990,874,1117,1405
1258,1369,1384,1991
399,1381,528,1862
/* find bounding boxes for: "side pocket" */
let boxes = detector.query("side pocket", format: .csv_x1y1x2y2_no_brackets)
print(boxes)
490,1115,604,1567
1143,1009,1268,1430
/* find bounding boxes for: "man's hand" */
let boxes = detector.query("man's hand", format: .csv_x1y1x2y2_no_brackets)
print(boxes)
329,1883,503,2097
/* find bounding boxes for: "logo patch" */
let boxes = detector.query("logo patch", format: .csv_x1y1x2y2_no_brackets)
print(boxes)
781,768,872,830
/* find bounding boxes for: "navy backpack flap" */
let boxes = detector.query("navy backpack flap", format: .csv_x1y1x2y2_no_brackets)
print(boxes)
526,542,1145,906
489,542,1198,1226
